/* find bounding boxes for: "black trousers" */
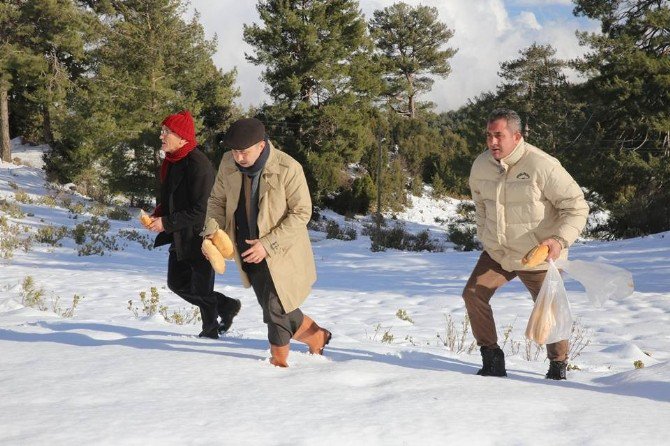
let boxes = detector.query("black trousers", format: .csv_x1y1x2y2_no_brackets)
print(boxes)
167,249,218,333
246,261,303,346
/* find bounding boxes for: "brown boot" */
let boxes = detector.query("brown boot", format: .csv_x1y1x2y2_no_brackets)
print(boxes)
269,343,289,367
293,315,332,355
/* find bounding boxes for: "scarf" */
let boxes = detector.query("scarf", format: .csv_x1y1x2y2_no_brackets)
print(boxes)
160,140,197,182
235,140,270,239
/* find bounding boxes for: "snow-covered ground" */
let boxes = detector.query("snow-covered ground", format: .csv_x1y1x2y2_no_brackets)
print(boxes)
1,146,669,445
9,137,47,169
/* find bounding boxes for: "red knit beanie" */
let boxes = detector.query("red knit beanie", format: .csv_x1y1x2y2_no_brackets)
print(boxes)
162,110,196,144
159,110,198,182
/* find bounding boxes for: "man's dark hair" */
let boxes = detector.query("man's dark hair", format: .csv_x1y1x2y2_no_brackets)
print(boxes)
488,109,522,134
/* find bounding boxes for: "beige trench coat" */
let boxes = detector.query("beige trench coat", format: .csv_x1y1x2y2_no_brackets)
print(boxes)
469,139,589,272
205,143,316,312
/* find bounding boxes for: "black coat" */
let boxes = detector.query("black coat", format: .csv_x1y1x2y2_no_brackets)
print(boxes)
154,148,215,261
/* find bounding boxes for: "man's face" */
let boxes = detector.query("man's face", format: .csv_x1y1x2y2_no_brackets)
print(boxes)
160,126,187,153
486,118,522,161
232,140,265,167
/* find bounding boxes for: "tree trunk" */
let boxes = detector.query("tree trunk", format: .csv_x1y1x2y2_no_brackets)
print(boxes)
150,71,162,205
376,129,383,226
406,73,416,119
154,148,162,206
408,94,416,119
0,81,11,162
42,104,54,146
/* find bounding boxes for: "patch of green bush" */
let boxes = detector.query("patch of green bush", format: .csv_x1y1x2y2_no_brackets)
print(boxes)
447,202,481,251
364,222,442,252
326,220,357,241
35,225,69,246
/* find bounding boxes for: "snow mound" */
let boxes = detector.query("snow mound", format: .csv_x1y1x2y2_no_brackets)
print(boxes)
593,361,670,403
0,298,24,313
600,343,656,363
597,361,670,386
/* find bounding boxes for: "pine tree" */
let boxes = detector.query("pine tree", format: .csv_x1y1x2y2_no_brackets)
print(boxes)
423,113,472,197
572,0,670,235
1,1,24,161
47,0,238,204
369,2,456,118
496,43,581,154
0,0,93,163
244,0,380,203
574,0,669,153
0,1,39,161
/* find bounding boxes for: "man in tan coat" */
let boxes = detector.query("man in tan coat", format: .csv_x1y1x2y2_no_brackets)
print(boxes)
463,108,588,380
203,117,330,367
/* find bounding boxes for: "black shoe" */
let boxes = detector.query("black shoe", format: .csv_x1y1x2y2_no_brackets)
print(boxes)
477,347,507,377
198,326,219,339
216,293,241,334
545,360,567,380
198,302,219,339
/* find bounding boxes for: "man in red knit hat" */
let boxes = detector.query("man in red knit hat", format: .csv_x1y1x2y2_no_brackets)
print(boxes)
145,110,241,339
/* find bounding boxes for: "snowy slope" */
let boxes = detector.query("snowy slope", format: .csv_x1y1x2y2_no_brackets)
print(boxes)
1,149,669,445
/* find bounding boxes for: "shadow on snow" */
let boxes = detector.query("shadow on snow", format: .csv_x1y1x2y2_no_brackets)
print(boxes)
0,320,668,404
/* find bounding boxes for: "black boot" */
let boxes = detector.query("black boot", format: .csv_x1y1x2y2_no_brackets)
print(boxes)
545,360,567,380
198,301,219,339
198,326,219,339
215,292,241,334
477,347,507,377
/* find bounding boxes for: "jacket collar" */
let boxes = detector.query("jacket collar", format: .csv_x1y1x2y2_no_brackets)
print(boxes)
223,141,280,175
262,141,280,176
488,138,526,171
222,141,280,195
259,142,280,194
500,138,526,168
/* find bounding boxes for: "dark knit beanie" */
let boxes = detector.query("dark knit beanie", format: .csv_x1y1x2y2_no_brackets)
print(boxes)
223,118,266,150
162,110,196,144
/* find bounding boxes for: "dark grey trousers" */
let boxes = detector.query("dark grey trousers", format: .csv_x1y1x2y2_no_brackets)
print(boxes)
246,261,304,346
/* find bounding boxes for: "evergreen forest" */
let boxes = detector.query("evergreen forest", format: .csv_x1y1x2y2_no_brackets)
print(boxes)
2,0,668,238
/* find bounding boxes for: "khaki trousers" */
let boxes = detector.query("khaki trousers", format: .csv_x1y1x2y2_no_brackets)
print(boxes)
462,251,568,361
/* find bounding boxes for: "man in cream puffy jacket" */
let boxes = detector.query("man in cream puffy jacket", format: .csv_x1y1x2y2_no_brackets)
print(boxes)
463,108,588,380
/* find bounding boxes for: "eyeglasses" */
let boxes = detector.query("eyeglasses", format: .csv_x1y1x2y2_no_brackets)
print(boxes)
160,127,172,135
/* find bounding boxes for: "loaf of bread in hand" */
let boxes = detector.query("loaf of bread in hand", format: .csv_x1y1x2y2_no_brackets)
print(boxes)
211,229,234,259
139,210,152,229
522,244,549,268
202,239,226,274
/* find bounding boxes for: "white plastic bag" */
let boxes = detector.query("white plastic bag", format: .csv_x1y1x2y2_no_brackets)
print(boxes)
525,260,573,345
555,259,635,307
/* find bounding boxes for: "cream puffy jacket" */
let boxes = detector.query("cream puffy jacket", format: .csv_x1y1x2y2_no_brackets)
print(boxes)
205,143,316,313
469,139,588,272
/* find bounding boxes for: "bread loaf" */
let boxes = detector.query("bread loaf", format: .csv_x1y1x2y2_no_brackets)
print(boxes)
522,244,549,268
139,210,152,229
525,295,556,344
202,239,226,274
211,229,235,259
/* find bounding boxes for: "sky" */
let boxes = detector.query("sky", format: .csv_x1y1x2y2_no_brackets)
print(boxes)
186,0,599,112
2,141,669,444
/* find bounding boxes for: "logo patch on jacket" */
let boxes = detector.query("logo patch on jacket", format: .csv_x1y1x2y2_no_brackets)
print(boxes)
516,172,530,180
